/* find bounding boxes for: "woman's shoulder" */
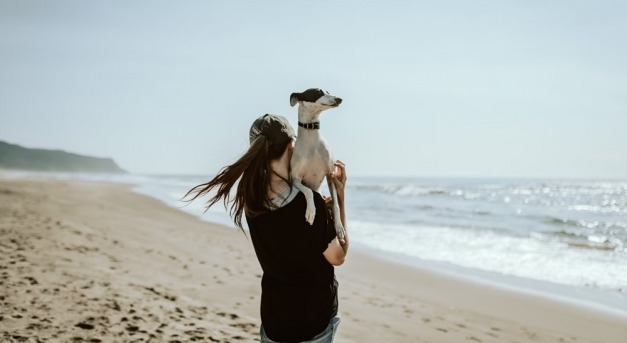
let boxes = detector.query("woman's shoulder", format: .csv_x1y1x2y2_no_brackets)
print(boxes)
266,189,327,215
294,189,326,207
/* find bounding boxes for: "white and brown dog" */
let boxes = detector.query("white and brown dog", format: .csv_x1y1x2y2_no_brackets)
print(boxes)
289,88,346,242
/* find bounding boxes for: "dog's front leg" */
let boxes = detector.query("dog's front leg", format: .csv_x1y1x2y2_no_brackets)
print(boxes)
327,176,346,242
293,179,316,225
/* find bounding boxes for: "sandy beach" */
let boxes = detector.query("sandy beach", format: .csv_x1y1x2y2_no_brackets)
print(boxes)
1,178,626,343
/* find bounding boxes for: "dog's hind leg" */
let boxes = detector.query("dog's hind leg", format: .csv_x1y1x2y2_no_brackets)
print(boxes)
327,176,346,242
293,179,316,225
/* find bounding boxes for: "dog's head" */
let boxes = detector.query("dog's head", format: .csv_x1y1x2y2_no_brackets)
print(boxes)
290,88,342,109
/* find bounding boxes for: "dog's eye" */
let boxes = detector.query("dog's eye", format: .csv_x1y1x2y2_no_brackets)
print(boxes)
301,88,326,102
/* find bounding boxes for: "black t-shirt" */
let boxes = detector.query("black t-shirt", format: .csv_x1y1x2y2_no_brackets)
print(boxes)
246,191,338,343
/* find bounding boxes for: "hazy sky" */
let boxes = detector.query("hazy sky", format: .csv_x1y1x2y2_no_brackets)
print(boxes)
1,1,626,178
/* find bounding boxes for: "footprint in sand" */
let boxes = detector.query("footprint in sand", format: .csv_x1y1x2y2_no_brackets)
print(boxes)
75,320,96,330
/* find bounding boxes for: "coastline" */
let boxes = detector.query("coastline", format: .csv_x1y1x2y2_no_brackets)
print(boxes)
354,242,627,316
1,178,626,342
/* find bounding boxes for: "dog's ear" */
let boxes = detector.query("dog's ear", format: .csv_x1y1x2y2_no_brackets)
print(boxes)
290,93,300,107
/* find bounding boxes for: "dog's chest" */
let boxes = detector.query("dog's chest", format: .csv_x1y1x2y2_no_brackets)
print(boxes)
293,143,332,190
301,155,329,188
304,154,329,179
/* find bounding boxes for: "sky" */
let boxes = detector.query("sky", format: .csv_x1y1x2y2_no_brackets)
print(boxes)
1,1,626,179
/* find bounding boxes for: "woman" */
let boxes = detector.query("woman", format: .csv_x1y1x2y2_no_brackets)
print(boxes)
183,114,349,343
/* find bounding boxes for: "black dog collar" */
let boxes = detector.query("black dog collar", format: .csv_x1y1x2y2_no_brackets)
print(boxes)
298,122,320,130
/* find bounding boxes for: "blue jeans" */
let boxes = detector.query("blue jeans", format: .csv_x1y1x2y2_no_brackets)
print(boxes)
260,314,341,343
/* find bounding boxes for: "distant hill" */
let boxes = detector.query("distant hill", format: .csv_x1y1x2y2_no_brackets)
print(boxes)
0,140,126,173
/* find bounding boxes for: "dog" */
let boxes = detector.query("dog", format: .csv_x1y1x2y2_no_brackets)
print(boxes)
289,88,346,243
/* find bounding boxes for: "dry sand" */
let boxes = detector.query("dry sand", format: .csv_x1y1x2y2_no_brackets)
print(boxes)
1,178,626,343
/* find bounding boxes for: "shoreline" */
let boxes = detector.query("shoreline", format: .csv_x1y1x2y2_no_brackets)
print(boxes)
7,169,625,306
354,242,627,317
139,175,627,317
2,178,627,342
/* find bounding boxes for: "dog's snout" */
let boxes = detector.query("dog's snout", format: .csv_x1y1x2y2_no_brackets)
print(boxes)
335,98,343,105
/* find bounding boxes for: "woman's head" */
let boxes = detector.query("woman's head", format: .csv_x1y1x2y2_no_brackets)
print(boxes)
182,114,295,231
249,113,295,160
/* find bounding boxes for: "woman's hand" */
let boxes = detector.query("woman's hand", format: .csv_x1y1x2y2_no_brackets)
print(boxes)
326,160,349,251
328,160,347,205
322,160,347,219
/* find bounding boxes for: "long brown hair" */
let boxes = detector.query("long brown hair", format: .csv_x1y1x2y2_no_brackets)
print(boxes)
182,135,292,232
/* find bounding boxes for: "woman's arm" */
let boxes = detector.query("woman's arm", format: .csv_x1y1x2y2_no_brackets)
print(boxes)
323,160,349,266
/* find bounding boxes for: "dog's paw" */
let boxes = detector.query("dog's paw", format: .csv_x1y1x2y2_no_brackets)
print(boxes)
305,205,316,225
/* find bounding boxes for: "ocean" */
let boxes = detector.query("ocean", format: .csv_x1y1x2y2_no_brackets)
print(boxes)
5,171,627,313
